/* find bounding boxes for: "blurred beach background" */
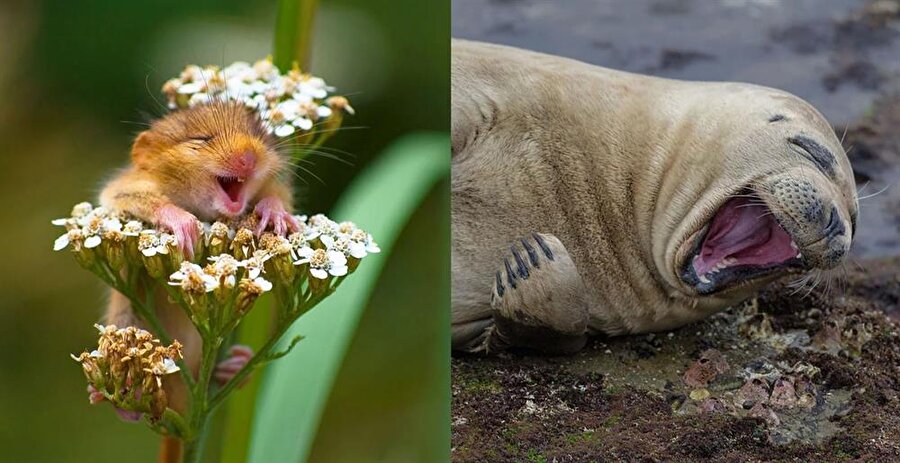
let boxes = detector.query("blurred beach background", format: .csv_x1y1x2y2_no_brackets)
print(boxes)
0,0,448,461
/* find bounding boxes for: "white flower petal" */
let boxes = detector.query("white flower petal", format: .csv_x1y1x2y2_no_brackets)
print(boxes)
293,117,313,131
53,234,70,251
84,235,102,249
310,268,328,279
161,358,180,374
254,277,273,292
348,242,367,259
327,250,347,266
178,82,204,94
274,124,295,137
329,264,348,277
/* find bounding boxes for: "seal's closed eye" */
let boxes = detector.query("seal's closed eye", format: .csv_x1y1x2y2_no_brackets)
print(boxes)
788,135,837,178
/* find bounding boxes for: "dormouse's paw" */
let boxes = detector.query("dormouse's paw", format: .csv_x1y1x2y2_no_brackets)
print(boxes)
155,204,200,259
214,344,254,387
254,196,300,236
87,385,143,422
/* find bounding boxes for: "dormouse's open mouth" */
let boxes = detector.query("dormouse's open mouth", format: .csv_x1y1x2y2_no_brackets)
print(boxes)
216,175,246,212
681,194,804,295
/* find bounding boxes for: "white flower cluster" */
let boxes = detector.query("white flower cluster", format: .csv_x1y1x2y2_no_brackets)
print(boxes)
161,58,353,138
291,214,380,279
169,259,272,295
52,202,123,251
52,203,380,289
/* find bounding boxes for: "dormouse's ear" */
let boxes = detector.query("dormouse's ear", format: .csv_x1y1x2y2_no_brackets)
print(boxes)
131,130,161,166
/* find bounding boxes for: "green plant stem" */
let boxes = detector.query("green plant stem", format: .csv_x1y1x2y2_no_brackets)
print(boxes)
273,0,318,71
183,336,221,462
207,317,289,412
207,290,325,412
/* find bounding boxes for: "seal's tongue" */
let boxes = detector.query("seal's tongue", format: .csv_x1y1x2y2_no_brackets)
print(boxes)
693,196,797,277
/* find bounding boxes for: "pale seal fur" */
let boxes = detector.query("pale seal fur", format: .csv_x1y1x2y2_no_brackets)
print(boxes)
451,40,858,354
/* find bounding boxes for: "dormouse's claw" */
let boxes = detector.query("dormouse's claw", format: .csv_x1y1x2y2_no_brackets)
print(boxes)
253,197,292,236
229,344,254,359
214,344,254,387
285,214,301,232
155,204,200,259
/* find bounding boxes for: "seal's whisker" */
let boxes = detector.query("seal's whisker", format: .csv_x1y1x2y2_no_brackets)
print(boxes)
858,184,891,201
856,181,871,197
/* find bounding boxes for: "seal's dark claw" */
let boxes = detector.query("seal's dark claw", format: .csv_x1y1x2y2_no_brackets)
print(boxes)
494,271,505,297
532,233,554,260
510,245,529,279
504,258,517,289
521,238,540,267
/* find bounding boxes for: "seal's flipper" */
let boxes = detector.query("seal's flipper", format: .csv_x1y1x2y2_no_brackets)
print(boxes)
482,233,589,354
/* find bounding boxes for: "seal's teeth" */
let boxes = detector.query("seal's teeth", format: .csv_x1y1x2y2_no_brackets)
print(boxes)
724,257,737,265
699,275,711,284
715,261,727,270
797,252,803,259
790,241,799,250
237,177,246,183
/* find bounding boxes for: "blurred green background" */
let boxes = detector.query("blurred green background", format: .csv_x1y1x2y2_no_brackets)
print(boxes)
0,0,449,461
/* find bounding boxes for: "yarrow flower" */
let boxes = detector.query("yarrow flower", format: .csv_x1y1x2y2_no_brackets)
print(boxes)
71,324,183,421
169,262,219,294
52,205,119,251
206,254,240,288
161,58,353,138
294,246,348,279
55,201,378,320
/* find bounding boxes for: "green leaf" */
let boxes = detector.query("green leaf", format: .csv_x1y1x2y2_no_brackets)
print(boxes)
217,295,274,463
273,0,318,72
247,133,449,463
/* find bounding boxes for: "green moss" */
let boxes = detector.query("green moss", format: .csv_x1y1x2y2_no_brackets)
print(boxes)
525,449,548,463
463,378,503,395
603,384,623,395
565,430,597,444
602,413,622,428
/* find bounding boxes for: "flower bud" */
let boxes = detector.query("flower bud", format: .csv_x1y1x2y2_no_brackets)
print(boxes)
231,228,255,260
207,221,232,257
235,277,272,315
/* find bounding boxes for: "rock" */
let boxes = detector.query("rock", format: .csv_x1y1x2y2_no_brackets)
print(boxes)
735,377,770,409
769,377,798,409
748,402,781,427
683,349,730,388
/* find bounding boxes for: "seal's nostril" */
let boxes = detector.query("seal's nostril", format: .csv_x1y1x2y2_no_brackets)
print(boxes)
823,205,845,241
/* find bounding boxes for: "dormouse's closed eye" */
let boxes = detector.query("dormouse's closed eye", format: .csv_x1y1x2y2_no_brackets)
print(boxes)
187,135,215,143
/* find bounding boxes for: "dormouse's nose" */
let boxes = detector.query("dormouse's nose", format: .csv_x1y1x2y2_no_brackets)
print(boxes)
233,151,256,175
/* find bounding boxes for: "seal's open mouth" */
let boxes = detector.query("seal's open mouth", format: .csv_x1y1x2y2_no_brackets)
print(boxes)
682,194,804,294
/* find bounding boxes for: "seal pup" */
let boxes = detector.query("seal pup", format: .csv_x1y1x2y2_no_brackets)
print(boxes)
451,40,858,354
